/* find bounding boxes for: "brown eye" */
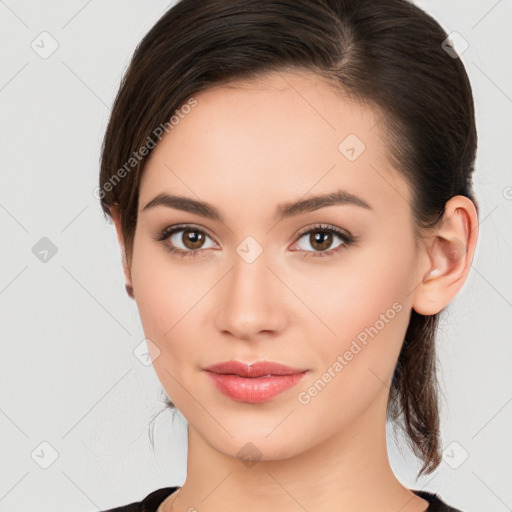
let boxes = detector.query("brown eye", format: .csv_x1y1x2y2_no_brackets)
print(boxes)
308,231,334,251
292,224,356,258
155,224,217,258
181,228,206,250
296,227,343,253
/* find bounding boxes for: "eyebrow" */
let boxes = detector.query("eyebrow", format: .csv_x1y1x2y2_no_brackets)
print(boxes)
141,189,372,223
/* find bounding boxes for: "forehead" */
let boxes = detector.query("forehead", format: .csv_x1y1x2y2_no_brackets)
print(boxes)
140,70,412,223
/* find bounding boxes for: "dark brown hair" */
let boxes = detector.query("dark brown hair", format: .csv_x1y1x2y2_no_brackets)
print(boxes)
99,0,478,477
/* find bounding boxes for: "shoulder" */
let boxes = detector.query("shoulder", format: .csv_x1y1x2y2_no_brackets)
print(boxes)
100,486,465,512
412,489,464,512
99,487,179,512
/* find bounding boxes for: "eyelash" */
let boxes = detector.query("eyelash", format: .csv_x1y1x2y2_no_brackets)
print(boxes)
154,223,357,259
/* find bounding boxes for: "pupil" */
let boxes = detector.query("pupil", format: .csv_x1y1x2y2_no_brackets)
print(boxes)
313,231,332,250
185,230,203,248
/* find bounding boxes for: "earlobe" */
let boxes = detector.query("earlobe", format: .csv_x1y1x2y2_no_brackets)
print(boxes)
125,283,135,299
110,204,135,300
412,196,478,316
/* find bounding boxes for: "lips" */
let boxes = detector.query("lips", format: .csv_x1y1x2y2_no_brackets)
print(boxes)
203,360,309,403
203,360,308,377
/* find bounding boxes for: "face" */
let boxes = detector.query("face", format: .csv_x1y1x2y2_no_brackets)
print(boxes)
127,71,426,461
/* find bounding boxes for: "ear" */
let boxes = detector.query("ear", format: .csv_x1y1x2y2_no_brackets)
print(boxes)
412,195,479,316
110,204,135,300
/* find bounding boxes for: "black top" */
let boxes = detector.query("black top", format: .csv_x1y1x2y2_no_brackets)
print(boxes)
99,487,463,512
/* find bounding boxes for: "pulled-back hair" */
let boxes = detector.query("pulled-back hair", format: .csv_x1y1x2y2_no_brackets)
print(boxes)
99,0,478,477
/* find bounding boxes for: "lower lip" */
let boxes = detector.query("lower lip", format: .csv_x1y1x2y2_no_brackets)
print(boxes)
205,371,308,403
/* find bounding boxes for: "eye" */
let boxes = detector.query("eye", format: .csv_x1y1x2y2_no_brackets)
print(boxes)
290,223,356,258
154,224,217,258
154,222,357,259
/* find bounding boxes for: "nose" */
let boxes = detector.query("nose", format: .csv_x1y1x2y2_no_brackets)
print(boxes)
214,248,288,341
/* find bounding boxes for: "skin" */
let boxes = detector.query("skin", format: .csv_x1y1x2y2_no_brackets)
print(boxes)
111,70,478,512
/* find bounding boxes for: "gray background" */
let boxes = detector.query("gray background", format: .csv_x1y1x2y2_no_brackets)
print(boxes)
1,1,511,511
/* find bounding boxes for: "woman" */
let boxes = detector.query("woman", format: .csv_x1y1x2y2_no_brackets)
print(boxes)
98,0,479,510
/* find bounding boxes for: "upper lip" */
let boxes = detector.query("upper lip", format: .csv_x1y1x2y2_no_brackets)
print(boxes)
203,360,308,378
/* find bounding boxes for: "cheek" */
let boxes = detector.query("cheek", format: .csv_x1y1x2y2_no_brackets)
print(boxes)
290,270,412,424
297,238,414,337
130,241,217,367
295,234,416,383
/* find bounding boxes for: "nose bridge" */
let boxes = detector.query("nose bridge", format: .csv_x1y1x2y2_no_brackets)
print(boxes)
215,241,285,339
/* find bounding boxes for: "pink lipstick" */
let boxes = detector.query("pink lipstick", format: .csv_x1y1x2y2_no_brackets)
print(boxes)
203,360,309,403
